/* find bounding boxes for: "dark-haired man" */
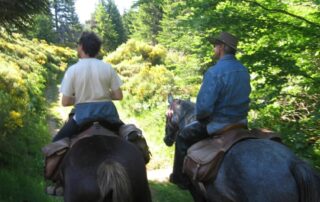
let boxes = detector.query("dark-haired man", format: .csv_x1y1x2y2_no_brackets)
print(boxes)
53,31,124,141
46,32,151,195
169,32,251,189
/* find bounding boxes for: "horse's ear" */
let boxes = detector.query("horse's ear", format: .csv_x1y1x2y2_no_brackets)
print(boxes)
168,93,174,104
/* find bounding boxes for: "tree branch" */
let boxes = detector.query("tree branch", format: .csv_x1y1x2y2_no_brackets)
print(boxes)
244,0,320,29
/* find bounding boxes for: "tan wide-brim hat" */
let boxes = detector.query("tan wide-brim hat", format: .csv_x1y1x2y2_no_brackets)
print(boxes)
209,31,238,50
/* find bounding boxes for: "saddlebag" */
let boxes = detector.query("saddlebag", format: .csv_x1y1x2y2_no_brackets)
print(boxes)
42,138,70,182
119,124,151,164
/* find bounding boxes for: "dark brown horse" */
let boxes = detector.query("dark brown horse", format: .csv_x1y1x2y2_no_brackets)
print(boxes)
60,134,152,202
164,95,320,202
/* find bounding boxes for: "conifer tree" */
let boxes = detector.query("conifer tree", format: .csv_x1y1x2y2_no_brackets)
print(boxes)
104,0,127,46
51,0,82,44
91,0,127,51
129,0,163,45
28,14,56,43
92,2,117,51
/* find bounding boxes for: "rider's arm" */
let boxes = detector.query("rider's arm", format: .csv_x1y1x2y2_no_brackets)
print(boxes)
196,70,221,123
110,88,123,100
61,95,75,106
60,66,75,107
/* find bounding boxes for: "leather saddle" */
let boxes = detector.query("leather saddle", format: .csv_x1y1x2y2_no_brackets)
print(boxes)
42,122,117,182
183,124,281,182
42,122,151,182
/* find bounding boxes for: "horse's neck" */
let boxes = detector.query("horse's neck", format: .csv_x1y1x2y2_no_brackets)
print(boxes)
177,102,196,129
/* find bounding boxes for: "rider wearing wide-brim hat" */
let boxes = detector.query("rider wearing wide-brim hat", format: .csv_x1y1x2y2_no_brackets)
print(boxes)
169,31,251,189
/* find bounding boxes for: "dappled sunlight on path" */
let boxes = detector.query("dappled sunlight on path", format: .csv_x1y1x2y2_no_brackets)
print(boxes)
45,82,72,137
147,168,171,182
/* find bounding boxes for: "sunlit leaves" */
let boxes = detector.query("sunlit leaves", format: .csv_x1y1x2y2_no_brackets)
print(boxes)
0,0,49,32
0,32,75,138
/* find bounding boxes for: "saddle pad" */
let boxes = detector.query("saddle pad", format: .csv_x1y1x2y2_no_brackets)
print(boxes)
70,122,118,147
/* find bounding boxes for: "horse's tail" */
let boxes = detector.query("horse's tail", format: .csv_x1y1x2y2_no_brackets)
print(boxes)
97,160,132,202
291,160,320,202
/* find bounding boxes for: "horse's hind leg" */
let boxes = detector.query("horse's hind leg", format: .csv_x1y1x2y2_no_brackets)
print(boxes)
188,185,207,202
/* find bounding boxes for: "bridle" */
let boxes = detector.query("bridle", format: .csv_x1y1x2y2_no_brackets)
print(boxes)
165,101,180,144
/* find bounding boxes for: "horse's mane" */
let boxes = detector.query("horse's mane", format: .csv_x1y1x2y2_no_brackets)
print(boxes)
173,99,196,126
178,99,195,108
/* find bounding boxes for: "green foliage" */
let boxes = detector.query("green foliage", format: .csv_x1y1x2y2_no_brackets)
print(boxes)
91,0,127,51
0,32,75,201
0,170,58,202
104,0,127,45
0,0,49,32
0,32,75,138
92,2,118,51
128,0,163,44
106,39,201,114
51,0,82,44
149,181,193,202
27,14,56,43
123,0,320,169
124,65,174,111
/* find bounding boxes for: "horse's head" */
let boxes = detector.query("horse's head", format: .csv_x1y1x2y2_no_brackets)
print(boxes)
163,94,195,146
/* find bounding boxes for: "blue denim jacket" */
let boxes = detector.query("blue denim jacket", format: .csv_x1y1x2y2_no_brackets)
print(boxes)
196,54,251,134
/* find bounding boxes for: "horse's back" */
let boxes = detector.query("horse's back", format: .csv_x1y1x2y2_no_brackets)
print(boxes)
62,135,151,202
210,139,300,202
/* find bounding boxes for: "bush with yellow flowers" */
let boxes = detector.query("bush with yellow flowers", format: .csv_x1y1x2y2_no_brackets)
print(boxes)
0,32,76,162
106,39,201,114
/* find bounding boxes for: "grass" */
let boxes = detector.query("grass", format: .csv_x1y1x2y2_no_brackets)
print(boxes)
150,181,193,202
0,169,61,202
115,101,175,170
0,117,63,202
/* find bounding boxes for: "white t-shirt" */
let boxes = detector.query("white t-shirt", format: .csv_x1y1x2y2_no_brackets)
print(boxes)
60,58,122,104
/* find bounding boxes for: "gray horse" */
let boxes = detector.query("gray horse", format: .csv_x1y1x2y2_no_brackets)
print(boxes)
164,96,320,202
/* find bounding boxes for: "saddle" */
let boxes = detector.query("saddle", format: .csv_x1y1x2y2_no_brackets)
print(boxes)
42,122,117,182
183,124,281,182
42,122,151,183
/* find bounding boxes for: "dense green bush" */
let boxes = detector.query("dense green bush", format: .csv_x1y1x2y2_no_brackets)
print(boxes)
0,32,75,201
106,39,201,114
0,33,74,139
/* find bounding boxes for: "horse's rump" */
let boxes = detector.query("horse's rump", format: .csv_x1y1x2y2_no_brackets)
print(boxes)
211,139,313,202
61,135,151,202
